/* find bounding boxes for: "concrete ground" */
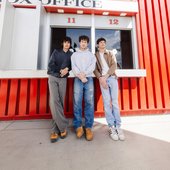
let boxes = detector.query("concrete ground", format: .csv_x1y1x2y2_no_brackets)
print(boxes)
0,114,170,170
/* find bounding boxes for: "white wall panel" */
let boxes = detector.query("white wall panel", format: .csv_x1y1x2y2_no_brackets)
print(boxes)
0,0,15,69
37,6,50,69
9,8,39,69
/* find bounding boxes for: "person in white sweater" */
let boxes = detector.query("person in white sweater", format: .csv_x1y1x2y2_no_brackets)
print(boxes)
71,35,96,141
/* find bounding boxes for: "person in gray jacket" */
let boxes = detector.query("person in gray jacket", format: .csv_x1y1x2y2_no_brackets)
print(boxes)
71,35,96,141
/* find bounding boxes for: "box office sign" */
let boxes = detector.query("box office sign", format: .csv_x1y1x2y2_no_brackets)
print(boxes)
0,0,138,13
0,0,102,8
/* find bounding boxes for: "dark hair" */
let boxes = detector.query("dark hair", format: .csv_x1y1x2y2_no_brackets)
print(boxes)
97,37,106,44
61,36,72,44
79,35,89,43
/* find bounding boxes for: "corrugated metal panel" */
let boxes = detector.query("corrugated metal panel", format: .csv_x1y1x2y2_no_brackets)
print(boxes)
0,0,170,120
138,0,170,110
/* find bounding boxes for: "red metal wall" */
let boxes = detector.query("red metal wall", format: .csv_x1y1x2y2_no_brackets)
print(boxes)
0,0,170,120
135,0,170,113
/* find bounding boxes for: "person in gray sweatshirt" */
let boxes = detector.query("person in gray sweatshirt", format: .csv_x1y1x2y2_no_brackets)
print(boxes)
71,35,96,141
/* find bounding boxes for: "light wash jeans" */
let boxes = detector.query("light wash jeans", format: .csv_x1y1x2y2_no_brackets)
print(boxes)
73,77,94,129
100,76,121,128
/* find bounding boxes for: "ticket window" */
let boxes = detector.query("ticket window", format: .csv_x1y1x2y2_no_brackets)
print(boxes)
51,28,133,69
50,28,91,54
49,14,138,70
95,29,133,69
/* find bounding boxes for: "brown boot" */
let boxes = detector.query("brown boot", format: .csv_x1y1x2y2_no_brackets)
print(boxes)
85,128,93,141
60,130,67,139
50,132,59,143
76,126,84,138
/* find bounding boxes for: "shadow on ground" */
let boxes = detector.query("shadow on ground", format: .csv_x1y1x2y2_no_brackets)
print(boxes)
0,119,170,170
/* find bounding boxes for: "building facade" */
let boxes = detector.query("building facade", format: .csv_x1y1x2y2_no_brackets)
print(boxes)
0,0,170,120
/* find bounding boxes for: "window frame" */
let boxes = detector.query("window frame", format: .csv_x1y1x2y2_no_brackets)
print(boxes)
92,15,139,69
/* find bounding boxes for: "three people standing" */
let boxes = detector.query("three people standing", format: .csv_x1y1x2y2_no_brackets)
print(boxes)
47,35,125,143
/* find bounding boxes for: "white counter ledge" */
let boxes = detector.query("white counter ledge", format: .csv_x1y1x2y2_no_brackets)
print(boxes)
0,69,146,79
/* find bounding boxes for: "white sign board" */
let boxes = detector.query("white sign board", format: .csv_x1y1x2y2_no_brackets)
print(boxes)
0,0,138,13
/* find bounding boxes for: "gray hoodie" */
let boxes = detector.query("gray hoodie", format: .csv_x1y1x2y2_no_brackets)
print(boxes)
71,48,96,77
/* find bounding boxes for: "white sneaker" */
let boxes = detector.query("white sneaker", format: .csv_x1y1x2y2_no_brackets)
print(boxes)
109,127,119,141
116,128,125,141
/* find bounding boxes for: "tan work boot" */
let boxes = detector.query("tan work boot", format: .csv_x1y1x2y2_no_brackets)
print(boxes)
60,130,67,139
50,132,59,143
76,126,84,138
85,128,93,141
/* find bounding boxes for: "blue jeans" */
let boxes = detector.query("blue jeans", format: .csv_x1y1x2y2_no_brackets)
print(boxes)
73,77,94,129
100,76,121,128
